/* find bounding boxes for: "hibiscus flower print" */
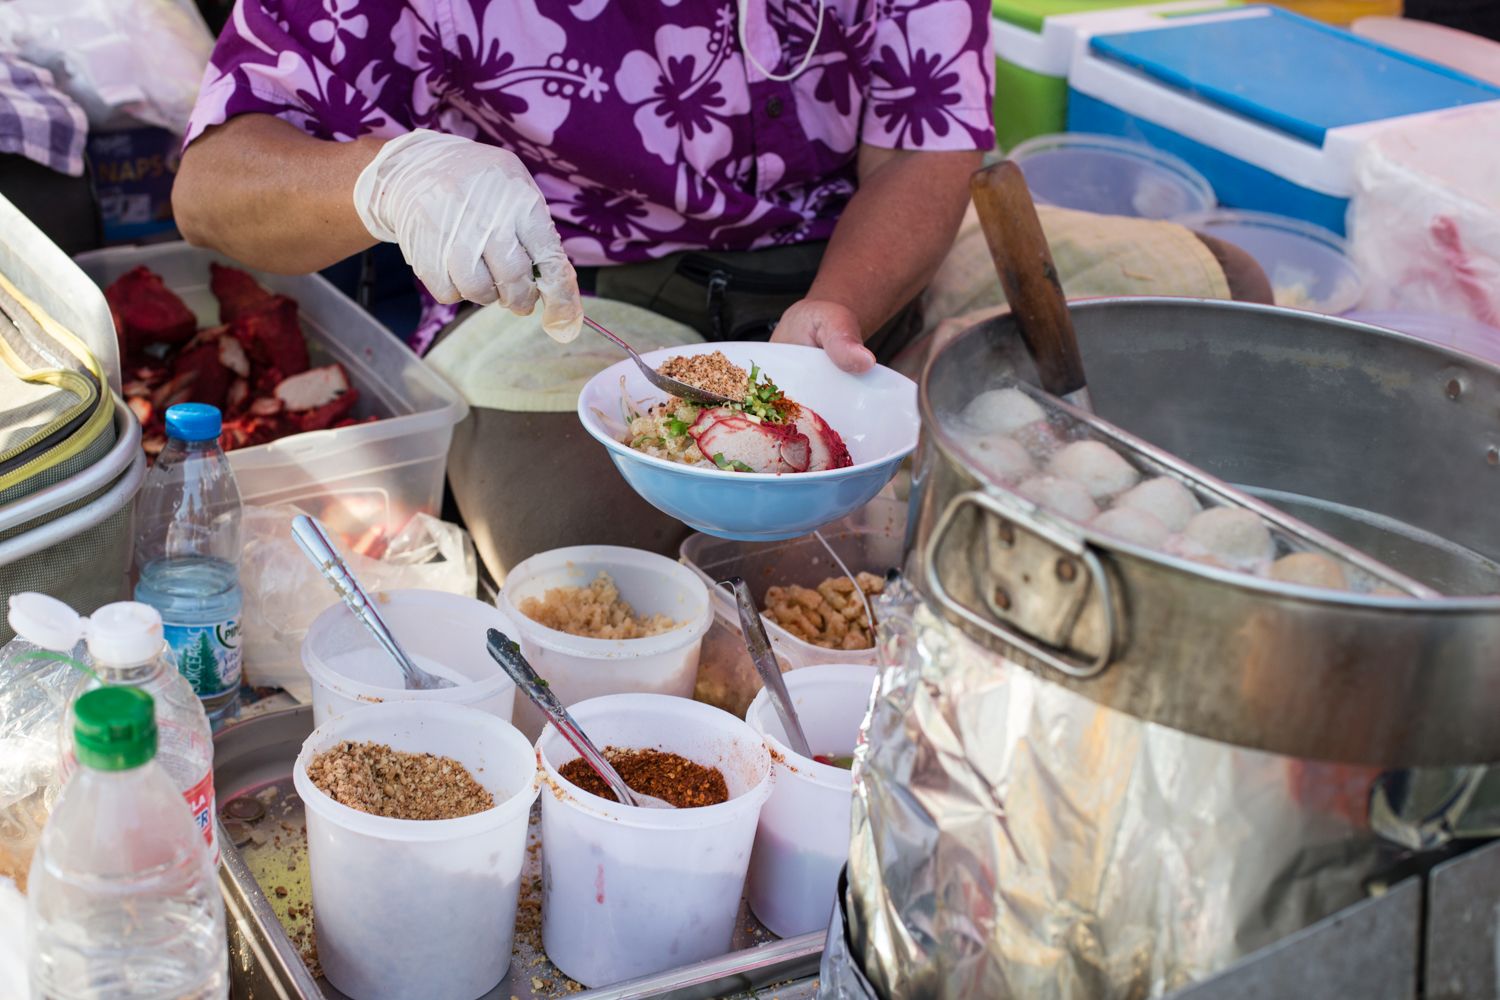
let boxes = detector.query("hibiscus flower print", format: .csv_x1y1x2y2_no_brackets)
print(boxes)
866,0,992,148
615,19,750,174
308,0,367,64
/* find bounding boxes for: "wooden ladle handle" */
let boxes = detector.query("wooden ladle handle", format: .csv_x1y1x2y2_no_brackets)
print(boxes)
970,160,1089,401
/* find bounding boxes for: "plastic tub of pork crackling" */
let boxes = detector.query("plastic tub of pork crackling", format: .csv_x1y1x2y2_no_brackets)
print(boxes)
499,545,712,740
537,693,773,988
292,700,540,1000
745,664,878,938
302,589,520,726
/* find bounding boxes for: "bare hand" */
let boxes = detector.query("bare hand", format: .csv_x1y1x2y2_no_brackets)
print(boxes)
772,299,876,374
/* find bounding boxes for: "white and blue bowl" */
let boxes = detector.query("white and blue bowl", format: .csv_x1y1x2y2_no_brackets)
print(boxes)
577,342,918,541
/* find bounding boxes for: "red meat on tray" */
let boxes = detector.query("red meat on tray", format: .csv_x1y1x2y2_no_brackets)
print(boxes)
104,266,197,355
232,296,310,379
209,262,275,323
104,262,375,464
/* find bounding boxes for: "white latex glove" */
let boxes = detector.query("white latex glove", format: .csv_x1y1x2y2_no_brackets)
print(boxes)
353,129,583,342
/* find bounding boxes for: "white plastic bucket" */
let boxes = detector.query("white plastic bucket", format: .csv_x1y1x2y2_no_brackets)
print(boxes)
292,701,539,1000
498,546,712,740
302,589,519,727
744,664,877,938
536,693,772,987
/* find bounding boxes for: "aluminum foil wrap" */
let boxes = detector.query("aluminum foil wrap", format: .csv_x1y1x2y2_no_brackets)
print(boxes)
821,578,1382,999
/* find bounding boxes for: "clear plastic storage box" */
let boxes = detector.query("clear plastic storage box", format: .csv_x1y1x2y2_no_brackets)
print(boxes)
74,243,467,535
679,497,905,717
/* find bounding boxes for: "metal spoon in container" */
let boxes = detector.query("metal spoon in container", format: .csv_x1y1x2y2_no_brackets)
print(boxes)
290,514,456,691
582,316,738,408
723,578,813,759
485,628,674,809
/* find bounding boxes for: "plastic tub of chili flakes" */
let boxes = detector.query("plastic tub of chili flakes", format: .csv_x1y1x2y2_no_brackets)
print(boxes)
537,693,772,989
679,497,904,717
74,243,467,542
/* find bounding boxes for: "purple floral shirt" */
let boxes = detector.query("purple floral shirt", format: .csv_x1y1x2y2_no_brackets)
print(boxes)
188,0,994,267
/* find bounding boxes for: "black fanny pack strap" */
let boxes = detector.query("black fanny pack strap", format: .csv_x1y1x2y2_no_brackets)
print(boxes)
585,241,924,362
592,242,827,343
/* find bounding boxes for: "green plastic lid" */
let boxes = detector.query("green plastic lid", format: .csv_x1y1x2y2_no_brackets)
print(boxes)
74,687,157,771
991,0,1240,35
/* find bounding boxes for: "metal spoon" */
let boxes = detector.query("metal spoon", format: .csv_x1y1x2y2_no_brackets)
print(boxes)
485,629,674,809
724,577,813,759
290,515,456,691
582,316,738,407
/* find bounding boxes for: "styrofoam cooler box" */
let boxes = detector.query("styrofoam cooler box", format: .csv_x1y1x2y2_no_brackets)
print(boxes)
1066,6,1500,234
990,0,1238,151
75,243,468,536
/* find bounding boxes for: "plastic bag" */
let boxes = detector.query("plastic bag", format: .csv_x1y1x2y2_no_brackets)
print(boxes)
0,0,214,134
0,634,88,893
239,505,479,701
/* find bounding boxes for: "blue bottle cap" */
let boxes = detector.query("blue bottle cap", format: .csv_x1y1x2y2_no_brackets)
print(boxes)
164,403,222,441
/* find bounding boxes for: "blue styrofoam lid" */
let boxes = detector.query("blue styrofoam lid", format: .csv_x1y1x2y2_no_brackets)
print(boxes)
1089,6,1500,145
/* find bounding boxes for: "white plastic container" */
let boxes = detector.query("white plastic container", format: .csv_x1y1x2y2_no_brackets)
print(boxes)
1010,132,1216,220
744,664,877,939
680,497,903,717
537,694,772,988
73,242,468,534
292,701,538,1000
302,589,519,728
498,546,712,740
1177,209,1364,314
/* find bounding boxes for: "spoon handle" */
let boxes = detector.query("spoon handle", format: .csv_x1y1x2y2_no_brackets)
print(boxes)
727,577,813,758
583,316,635,357
485,629,641,807
290,515,422,681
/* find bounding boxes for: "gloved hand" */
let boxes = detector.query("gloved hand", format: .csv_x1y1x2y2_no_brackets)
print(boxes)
353,129,583,342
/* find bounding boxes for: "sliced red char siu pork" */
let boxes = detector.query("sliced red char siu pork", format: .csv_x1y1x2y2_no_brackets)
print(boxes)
688,405,852,474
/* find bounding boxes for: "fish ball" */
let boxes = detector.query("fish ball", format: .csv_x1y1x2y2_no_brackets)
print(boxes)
1048,440,1140,500
1183,507,1275,569
1115,477,1201,533
1270,552,1348,590
1092,508,1170,549
962,388,1046,436
1016,475,1099,522
963,434,1034,483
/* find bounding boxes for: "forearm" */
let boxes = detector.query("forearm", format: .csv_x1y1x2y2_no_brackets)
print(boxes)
809,147,981,335
172,114,385,274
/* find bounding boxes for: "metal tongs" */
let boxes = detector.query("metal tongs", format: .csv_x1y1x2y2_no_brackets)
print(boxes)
724,577,813,759
582,315,737,407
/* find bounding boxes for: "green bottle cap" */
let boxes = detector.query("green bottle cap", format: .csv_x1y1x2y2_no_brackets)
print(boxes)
73,687,157,771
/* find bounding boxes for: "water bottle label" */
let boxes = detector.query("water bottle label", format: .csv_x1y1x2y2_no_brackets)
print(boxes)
185,770,220,864
163,619,242,698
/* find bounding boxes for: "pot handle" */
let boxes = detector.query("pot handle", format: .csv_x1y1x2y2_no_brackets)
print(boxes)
921,489,1117,680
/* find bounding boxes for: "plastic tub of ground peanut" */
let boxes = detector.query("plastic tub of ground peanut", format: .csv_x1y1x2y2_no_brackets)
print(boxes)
292,701,539,1000
498,546,713,740
536,693,772,988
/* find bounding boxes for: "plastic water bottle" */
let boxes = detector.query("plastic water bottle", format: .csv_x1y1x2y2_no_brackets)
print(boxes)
134,403,244,723
28,686,228,999
56,602,218,864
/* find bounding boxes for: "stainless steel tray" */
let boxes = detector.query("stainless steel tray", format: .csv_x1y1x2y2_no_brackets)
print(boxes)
215,706,822,1000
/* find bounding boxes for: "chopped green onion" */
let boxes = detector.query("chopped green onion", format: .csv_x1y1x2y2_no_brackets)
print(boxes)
711,452,755,473
666,418,688,437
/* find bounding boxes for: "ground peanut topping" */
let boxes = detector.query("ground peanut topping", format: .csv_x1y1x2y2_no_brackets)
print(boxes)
559,747,729,808
307,740,493,820
764,572,885,650
657,351,748,400
519,572,683,639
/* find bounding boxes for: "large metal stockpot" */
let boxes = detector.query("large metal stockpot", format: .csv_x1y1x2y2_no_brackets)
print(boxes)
823,299,1500,1000
910,298,1500,769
